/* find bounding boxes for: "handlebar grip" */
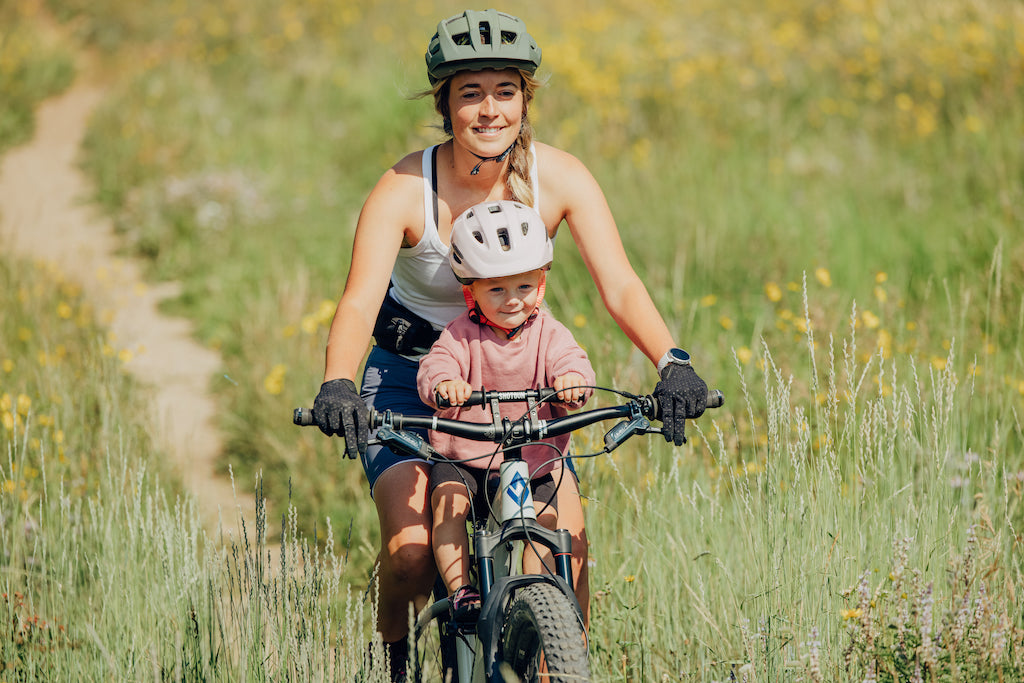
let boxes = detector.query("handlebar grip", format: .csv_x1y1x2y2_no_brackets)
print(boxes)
293,407,316,426
707,389,724,410
650,389,724,420
435,387,559,409
435,390,484,409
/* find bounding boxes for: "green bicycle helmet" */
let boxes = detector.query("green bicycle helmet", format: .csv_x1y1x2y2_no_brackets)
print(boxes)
425,9,542,85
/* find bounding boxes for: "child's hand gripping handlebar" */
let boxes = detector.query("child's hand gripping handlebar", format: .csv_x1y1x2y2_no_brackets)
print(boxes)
293,387,724,457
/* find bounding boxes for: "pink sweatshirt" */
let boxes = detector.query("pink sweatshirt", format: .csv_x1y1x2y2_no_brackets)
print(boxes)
416,308,596,476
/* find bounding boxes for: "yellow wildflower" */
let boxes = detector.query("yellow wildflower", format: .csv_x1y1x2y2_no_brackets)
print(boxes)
316,299,336,326
736,346,753,365
264,364,287,396
815,268,832,288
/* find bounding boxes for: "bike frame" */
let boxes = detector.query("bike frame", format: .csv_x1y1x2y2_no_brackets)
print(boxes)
384,391,583,683
295,386,724,682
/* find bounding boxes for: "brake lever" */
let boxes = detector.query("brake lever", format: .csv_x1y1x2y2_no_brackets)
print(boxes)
603,403,652,451
374,426,437,460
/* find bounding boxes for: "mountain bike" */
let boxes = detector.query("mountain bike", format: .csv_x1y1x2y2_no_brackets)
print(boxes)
295,385,723,682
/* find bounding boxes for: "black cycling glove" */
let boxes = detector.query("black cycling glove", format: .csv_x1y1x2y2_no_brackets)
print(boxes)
653,364,708,446
313,378,369,459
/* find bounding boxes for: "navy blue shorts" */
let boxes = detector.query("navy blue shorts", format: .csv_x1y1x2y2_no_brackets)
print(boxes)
359,346,434,494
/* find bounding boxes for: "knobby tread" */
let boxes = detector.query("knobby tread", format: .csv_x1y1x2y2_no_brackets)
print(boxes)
500,582,590,682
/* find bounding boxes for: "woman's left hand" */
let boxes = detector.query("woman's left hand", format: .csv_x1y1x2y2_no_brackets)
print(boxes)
653,364,707,446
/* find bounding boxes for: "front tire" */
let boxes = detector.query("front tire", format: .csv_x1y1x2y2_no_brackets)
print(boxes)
500,582,590,682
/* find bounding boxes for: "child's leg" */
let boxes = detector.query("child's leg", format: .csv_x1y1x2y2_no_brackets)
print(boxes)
431,481,473,595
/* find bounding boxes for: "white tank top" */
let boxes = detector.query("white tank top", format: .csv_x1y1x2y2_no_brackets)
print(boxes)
389,144,540,329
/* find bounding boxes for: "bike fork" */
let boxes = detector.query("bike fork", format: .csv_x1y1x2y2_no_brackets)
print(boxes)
455,636,479,683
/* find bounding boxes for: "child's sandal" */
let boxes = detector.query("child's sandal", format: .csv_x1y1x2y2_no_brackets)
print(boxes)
450,584,481,622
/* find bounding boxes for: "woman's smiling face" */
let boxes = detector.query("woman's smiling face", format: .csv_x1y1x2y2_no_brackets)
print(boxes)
448,68,524,158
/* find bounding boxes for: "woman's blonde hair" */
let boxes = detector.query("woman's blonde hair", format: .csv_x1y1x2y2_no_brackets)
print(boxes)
426,70,542,208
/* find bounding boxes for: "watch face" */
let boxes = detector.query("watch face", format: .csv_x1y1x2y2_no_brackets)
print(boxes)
671,348,690,363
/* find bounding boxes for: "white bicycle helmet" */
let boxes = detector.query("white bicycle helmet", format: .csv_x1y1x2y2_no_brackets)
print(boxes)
450,200,553,283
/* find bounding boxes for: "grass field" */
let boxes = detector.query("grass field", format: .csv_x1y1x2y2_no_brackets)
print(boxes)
0,1,74,153
3,0,1024,679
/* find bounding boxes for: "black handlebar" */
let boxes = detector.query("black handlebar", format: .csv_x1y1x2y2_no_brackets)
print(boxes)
293,388,724,443
435,387,559,409
431,387,725,411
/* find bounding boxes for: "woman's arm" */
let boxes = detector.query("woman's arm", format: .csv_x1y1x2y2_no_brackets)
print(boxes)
322,153,424,383
538,144,708,445
538,143,675,366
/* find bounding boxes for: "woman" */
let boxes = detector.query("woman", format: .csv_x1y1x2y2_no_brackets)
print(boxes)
312,9,709,680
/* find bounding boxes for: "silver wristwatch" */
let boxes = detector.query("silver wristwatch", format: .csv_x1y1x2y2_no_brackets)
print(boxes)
657,347,691,376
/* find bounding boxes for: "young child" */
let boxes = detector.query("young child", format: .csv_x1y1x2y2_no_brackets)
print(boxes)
416,199,596,620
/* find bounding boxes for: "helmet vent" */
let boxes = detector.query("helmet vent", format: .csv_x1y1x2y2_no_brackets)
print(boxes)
501,31,517,45
487,204,502,214
452,245,464,264
453,32,471,46
471,230,484,244
479,23,492,45
521,221,529,236
497,228,510,250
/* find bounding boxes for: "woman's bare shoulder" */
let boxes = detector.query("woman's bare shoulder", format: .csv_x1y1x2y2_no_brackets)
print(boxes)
534,141,603,210
358,150,431,237
367,150,427,202
392,149,427,175
534,140,584,170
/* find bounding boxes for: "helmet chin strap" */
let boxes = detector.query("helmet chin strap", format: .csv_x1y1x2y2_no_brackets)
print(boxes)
469,141,517,176
463,273,547,339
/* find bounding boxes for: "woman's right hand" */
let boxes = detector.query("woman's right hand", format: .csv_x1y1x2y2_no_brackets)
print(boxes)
313,378,369,458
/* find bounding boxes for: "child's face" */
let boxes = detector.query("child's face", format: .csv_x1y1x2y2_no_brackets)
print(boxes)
467,269,544,330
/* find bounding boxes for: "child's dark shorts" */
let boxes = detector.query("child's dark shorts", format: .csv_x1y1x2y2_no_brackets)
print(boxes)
428,460,564,518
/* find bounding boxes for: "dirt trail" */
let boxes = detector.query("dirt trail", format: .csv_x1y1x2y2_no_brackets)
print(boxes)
0,77,254,541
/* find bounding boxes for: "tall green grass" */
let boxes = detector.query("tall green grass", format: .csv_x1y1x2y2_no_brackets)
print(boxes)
6,0,1024,679
582,276,1024,679
0,1,74,152
0,257,397,680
